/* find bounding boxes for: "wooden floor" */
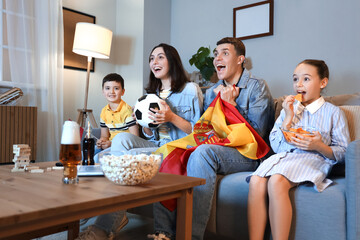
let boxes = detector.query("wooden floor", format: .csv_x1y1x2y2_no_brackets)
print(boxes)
33,213,227,240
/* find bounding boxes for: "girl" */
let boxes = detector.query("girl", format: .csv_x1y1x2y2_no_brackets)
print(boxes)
247,59,350,240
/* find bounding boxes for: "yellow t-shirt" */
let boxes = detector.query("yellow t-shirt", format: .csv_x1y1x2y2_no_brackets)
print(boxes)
99,100,136,141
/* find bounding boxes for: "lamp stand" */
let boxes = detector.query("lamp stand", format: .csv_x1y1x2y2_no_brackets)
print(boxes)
76,56,98,129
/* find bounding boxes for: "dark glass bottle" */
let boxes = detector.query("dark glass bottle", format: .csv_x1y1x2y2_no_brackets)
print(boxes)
82,121,95,165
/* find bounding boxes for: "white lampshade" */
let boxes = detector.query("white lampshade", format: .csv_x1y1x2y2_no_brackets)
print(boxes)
72,22,113,59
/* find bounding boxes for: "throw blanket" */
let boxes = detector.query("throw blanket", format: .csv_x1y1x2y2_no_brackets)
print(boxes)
156,94,270,211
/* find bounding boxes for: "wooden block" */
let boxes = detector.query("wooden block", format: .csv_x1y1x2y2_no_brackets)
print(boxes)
30,169,44,173
11,168,25,172
13,144,30,149
13,149,31,156
25,166,40,171
13,155,31,161
52,166,64,170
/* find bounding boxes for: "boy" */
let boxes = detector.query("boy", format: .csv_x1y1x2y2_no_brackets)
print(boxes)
78,73,138,240
96,73,138,152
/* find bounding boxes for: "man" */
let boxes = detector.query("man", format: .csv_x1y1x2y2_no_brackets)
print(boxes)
149,37,274,240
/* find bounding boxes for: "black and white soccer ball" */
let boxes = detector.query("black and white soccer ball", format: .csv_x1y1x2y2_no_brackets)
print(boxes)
134,94,164,128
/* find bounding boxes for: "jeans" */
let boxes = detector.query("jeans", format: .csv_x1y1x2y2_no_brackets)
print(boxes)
153,144,259,240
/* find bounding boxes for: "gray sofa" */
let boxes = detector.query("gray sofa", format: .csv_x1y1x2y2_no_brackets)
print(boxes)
93,92,360,240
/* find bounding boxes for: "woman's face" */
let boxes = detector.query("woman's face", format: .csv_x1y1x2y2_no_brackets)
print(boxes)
149,47,170,80
293,63,328,106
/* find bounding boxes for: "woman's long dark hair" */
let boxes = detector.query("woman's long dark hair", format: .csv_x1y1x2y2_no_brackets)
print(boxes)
145,43,189,94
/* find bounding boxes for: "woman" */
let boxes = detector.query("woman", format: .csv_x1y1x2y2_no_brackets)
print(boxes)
77,43,203,240
111,43,203,150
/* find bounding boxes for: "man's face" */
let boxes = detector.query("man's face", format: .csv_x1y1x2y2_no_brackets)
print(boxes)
213,43,243,83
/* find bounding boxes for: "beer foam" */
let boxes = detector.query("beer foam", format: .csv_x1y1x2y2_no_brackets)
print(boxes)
61,121,81,144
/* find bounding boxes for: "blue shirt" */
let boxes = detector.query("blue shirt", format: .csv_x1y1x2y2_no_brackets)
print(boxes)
146,82,203,146
204,69,275,141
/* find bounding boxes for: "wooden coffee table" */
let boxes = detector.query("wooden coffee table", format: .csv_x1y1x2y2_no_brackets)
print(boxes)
0,162,205,240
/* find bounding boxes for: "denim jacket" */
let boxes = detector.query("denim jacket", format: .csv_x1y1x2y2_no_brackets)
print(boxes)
145,82,203,146
204,69,275,142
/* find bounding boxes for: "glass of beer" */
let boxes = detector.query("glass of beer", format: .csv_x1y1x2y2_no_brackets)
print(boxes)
59,121,82,184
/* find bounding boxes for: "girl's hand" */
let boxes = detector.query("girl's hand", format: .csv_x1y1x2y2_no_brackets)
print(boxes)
290,131,323,151
281,95,295,129
148,100,174,125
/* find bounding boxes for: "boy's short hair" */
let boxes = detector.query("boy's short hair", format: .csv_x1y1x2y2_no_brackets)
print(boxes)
102,73,124,89
216,37,246,57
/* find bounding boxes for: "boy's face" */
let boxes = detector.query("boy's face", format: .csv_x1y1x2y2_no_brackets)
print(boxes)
102,81,125,104
213,43,243,83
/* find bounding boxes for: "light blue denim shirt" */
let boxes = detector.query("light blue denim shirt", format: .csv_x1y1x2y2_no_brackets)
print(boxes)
146,82,203,146
204,69,274,141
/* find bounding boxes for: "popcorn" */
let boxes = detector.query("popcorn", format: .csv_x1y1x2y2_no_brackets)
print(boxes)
100,153,162,185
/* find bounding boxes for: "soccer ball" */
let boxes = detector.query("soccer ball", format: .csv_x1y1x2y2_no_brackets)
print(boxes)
134,94,164,128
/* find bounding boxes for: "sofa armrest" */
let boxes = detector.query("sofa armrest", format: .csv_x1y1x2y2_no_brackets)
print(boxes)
345,140,360,240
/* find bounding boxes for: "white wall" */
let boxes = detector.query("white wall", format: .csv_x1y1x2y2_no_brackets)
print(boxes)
171,0,360,98
61,0,359,127
62,0,118,125
61,0,170,126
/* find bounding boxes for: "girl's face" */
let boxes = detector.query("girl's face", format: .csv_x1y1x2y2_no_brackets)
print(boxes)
149,47,170,80
102,81,124,104
293,63,328,106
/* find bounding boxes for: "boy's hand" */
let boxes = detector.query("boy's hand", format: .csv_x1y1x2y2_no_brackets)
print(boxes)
96,138,111,149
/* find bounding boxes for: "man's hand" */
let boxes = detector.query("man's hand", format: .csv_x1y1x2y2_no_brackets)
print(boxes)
219,85,239,106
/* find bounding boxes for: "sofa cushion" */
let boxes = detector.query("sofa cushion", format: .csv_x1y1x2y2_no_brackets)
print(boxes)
339,105,360,141
290,177,346,240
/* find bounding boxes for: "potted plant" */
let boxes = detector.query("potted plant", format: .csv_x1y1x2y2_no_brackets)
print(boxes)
189,46,216,82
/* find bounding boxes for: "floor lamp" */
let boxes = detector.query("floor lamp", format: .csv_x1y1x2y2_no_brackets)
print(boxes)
72,22,113,128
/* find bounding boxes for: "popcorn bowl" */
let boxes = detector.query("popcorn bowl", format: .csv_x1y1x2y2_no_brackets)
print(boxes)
99,150,162,185
281,126,316,143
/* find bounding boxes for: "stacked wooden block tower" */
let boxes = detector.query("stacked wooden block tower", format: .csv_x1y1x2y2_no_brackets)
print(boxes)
11,144,31,172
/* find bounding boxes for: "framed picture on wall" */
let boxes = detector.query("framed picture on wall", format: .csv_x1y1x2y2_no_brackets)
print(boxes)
233,0,273,40
63,7,96,72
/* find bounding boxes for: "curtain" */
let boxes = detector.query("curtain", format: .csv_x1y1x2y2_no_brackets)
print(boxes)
5,0,64,162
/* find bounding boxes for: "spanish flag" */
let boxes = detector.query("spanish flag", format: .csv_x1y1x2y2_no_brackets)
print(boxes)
156,94,270,211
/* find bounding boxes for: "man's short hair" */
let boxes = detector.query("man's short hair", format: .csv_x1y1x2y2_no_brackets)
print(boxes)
216,37,246,57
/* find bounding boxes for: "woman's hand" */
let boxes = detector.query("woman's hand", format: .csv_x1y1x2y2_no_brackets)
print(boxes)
281,95,295,130
148,100,174,125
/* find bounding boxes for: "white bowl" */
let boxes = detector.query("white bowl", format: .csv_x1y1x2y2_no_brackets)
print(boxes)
99,150,162,185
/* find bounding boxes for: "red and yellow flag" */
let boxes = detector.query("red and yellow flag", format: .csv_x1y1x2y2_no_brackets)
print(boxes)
156,94,270,211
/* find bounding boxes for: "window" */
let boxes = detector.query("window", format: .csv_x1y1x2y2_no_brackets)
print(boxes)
0,0,35,88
